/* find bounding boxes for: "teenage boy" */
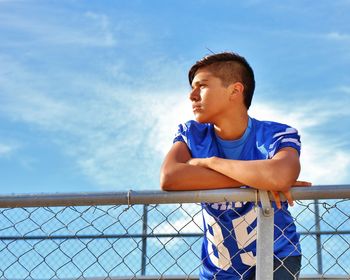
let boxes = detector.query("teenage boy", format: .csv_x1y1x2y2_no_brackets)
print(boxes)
160,52,309,279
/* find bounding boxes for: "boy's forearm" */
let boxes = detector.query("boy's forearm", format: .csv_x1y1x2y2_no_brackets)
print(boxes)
208,157,287,191
210,157,299,191
189,150,300,192
160,162,243,191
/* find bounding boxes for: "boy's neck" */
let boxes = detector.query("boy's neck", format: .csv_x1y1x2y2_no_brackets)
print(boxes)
214,113,249,140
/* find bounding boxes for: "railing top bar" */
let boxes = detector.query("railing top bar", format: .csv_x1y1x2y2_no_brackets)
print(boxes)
0,188,255,208
0,185,349,208
291,184,350,201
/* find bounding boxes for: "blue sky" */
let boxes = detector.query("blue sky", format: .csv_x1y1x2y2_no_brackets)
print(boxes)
0,0,349,194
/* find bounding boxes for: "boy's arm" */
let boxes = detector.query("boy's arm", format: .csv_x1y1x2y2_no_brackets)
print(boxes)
188,147,302,193
160,141,244,191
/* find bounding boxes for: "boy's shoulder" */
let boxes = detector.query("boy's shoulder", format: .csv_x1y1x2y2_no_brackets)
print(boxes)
251,117,301,157
251,117,298,135
177,120,212,134
174,120,214,146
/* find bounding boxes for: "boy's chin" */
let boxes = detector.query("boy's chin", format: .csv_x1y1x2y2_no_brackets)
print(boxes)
194,117,210,124
193,113,212,123
194,116,203,123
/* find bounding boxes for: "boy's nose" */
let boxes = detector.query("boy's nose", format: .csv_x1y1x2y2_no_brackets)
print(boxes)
189,87,200,102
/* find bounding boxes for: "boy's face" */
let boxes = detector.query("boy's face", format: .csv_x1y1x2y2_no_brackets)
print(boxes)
190,68,233,124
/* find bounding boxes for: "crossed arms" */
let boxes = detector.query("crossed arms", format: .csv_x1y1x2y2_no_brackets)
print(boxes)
160,141,310,208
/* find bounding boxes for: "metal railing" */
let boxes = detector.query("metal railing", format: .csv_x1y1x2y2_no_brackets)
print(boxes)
0,185,350,279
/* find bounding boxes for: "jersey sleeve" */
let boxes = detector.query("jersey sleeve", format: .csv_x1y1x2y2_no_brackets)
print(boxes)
268,126,301,158
171,121,220,158
173,123,187,144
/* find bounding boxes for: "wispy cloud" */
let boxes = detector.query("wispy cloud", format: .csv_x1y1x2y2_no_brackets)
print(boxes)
2,61,349,188
83,11,116,47
0,8,117,47
1,75,184,190
1,2,349,189
325,32,350,41
338,85,350,95
250,100,350,184
160,95,350,185
0,143,16,157
1,91,74,129
0,47,191,190
149,204,203,235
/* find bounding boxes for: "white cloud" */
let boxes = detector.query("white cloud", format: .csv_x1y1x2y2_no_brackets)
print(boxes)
300,142,350,185
325,32,350,41
0,143,15,157
144,95,350,186
0,51,190,190
1,49,349,190
172,96,350,186
1,0,349,195
84,11,114,43
0,9,117,47
250,101,350,185
147,93,193,156
2,91,74,129
150,204,203,235
69,91,192,189
3,82,349,188
338,86,350,95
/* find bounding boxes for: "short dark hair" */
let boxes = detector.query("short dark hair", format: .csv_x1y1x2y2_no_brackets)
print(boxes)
188,52,255,109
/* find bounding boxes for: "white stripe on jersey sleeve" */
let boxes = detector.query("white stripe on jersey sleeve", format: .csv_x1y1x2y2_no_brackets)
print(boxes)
268,137,301,158
272,127,298,139
281,138,301,146
269,136,301,150
268,149,277,158
269,136,283,149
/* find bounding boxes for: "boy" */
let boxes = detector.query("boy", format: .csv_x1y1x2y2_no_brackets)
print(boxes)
160,52,308,279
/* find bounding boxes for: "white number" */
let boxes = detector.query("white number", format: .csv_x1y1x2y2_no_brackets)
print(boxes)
203,208,232,270
203,207,257,269
232,208,257,266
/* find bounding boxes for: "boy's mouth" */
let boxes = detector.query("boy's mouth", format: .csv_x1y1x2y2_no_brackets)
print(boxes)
192,105,202,112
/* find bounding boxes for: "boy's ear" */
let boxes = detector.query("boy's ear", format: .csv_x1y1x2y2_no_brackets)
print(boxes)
229,82,244,98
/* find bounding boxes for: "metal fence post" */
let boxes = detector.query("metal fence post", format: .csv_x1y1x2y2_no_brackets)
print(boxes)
314,199,323,274
141,204,148,275
256,190,274,280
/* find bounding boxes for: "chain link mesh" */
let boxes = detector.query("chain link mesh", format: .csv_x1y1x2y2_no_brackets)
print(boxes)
1,199,350,279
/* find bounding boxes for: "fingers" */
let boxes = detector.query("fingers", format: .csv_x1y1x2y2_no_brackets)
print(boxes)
187,158,205,167
187,158,199,166
271,190,294,209
293,180,312,187
271,191,282,209
284,191,294,207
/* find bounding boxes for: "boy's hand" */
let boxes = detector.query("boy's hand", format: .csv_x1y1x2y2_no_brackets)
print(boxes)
187,158,209,168
272,180,312,209
293,180,312,187
271,190,293,209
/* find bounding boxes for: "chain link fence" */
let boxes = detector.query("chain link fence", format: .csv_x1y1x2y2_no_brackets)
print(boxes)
0,186,350,279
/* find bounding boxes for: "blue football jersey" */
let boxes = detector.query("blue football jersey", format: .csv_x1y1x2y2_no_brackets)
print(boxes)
173,117,302,280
